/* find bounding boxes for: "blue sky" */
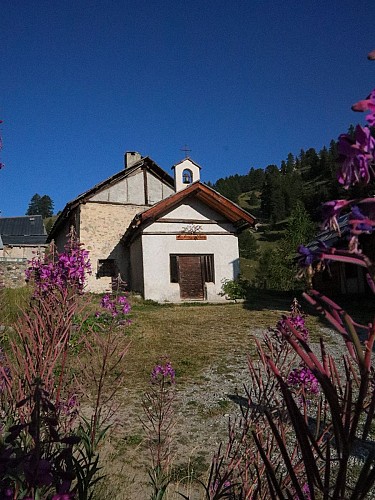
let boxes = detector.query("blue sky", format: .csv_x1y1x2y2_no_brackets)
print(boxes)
1,0,375,216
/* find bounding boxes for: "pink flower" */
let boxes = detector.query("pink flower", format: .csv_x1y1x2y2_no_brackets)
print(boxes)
151,361,175,384
26,236,91,296
288,367,319,395
321,199,351,233
100,294,131,318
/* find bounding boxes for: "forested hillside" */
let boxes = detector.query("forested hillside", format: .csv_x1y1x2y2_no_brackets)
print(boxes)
210,127,375,290
209,140,341,223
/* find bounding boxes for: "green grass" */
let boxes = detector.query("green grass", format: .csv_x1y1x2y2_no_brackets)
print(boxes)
0,286,31,325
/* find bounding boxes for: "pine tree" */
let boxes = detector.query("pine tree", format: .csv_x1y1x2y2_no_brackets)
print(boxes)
26,194,42,216
255,202,315,291
26,194,54,218
238,230,259,259
39,195,54,218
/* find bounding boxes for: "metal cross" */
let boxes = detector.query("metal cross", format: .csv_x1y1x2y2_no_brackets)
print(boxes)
180,144,192,158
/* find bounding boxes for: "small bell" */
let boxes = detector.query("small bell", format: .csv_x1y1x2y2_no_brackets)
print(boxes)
183,170,192,184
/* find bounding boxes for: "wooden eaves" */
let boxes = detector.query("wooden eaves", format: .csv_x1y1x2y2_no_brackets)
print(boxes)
122,181,256,244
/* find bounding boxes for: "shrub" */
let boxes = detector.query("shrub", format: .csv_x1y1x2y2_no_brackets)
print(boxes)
220,275,250,301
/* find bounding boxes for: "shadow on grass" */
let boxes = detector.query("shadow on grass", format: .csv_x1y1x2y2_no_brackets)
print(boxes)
226,393,375,460
242,288,303,313
243,288,373,324
257,232,285,243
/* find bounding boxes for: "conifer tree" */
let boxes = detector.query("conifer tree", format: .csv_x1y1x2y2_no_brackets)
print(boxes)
26,194,54,218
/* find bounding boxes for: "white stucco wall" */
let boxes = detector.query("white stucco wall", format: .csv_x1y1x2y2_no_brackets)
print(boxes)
140,233,239,302
131,199,240,302
146,171,174,204
89,170,174,205
90,171,145,204
173,158,201,192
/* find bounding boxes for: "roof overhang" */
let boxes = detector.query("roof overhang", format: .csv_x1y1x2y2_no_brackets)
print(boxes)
122,181,256,244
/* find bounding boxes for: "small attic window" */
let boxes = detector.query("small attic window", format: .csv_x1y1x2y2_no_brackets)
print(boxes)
182,168,193,184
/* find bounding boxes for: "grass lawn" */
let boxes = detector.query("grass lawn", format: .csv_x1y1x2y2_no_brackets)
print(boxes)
0,288,364,499
120,292,328,389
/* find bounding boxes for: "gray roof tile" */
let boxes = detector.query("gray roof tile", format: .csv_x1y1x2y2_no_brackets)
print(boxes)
0,216,47,245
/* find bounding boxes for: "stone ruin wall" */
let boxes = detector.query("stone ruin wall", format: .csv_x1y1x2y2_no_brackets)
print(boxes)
0,260,28,289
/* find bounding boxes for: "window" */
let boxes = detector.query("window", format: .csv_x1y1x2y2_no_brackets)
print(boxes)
97,259,117,278
202,254,214,282
170,255,179,282
182,168,193,184
169,254,215,283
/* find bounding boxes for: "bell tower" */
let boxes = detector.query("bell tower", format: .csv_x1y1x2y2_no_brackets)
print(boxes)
172,158,201,192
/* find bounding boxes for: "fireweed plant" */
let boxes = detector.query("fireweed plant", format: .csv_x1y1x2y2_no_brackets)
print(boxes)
198,52,375,499
198,300,321,499
141,360,176,499
0,231,131,499
73,280,130,500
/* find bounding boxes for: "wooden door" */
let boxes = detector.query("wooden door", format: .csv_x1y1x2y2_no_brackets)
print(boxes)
178,255,205,300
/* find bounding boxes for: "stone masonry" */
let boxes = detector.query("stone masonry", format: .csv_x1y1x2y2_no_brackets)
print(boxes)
0,260,28,289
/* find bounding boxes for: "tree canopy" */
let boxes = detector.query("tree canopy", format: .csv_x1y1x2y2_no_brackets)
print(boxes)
208,126,366,224
26,194,54,219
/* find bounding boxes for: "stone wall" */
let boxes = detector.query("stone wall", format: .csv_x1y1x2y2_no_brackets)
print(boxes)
0,260,28,288
79,202,148,292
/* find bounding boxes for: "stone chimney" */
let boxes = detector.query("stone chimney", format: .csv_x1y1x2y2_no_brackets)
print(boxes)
124,151,142,169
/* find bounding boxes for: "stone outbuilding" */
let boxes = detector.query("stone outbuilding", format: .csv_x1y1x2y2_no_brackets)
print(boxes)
0,215,47,288
49,153,256,301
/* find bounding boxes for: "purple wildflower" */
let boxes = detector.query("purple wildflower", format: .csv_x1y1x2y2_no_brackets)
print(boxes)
151,361,176,384
58,394,78,415
321,199,351,233
118,295,131,314
96,293,130,318
302,483,311,500
26,236,91,296
297,245,314,267
277,314,309,341
288,366,319,395
337,125,375,188
349,205,374,234
293,483,311,500
24,458,53,486
100,293,131,318
352,88,375,126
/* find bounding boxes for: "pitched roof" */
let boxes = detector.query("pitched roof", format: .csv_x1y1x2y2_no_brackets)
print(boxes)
0,215,47,245
306,214,350,252
171,157,202,170
48,156,175,241
123,181,256,243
